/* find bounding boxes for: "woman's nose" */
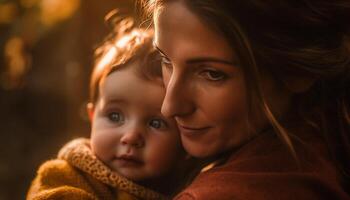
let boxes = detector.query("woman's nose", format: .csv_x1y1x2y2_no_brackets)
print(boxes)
120,125,145,148
161,72,195,118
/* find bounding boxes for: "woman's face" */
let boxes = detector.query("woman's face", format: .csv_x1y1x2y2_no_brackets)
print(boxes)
154,1,251,158
154,1,290,158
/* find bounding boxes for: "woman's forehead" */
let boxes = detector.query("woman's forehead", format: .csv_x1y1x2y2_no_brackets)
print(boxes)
154,1,235,63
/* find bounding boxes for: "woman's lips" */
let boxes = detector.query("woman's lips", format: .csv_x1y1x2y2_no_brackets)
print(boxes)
178,125,211,136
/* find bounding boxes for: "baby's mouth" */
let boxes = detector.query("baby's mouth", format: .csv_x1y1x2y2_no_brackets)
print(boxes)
115,154,144,166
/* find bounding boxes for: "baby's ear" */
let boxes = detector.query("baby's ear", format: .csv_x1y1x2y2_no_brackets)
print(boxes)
86,103,94,122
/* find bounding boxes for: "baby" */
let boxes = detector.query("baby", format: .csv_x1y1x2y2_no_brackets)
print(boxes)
27,18,197,200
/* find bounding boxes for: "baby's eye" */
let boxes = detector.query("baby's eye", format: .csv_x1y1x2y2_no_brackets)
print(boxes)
108,112,124,123
148,119,167,129
200,69,227,81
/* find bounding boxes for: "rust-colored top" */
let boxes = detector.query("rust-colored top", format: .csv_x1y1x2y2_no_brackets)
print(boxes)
175,126,350,200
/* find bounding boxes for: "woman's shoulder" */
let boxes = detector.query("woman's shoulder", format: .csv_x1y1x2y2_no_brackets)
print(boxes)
222,126,333,173
175,127,350,200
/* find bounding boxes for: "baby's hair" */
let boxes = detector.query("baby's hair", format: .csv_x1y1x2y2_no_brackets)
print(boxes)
90,10,161,104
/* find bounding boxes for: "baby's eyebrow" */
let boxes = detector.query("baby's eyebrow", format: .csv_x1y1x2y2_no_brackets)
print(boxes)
101,98,127,106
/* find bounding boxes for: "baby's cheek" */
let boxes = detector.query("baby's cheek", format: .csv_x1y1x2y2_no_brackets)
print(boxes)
145,139,183,175
91,130,115,162
90,136,104,160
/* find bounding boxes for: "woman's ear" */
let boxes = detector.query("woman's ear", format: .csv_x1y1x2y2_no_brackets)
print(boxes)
86,103,94,122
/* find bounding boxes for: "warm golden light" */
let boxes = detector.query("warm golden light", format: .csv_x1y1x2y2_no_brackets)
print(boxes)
0,3,18,25
3,37,30,89
95,29,148,74
116,29,148,48
20,0,40,8
95,45,117,75
39,0,80,26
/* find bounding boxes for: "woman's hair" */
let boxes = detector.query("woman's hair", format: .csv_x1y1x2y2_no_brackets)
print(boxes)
139,0,350,188
90,11,161,104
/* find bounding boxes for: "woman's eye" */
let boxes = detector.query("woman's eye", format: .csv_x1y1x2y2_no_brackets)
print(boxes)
200,70,227,81
161,56,172,68
149,119,167,129
108,112,123,123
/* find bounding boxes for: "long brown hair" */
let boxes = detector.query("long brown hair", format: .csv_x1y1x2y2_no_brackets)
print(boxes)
139,0,350,188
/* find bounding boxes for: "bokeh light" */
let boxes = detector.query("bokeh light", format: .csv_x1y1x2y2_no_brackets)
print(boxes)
40,0,81,26
3,37,30,90
0,2,18,25
20,0,40,8
0,1,134,199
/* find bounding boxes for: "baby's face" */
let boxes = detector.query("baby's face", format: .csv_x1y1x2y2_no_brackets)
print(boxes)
90,63,185,182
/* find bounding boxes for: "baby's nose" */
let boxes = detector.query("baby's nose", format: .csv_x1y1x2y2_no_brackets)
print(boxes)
120,127,145,148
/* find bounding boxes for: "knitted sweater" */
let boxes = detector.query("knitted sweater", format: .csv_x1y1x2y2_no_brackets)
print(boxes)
27,138,167,200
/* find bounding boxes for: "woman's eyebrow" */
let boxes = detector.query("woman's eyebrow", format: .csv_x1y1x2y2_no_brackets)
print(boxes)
154,42,236,66
186,57,235,66
153,43,168,57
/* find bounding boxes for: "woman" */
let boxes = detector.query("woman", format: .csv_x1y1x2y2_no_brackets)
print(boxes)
140,0,350,199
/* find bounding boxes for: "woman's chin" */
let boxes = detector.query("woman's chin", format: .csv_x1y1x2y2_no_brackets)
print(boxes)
181,138,216,158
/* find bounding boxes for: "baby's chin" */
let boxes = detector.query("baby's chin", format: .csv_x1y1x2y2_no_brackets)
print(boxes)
106,160,151,182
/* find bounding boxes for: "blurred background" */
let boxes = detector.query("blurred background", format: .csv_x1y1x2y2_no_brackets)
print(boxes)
0,0,136,199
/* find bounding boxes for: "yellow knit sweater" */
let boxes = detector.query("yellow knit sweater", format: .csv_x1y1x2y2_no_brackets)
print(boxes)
27,138,167,200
